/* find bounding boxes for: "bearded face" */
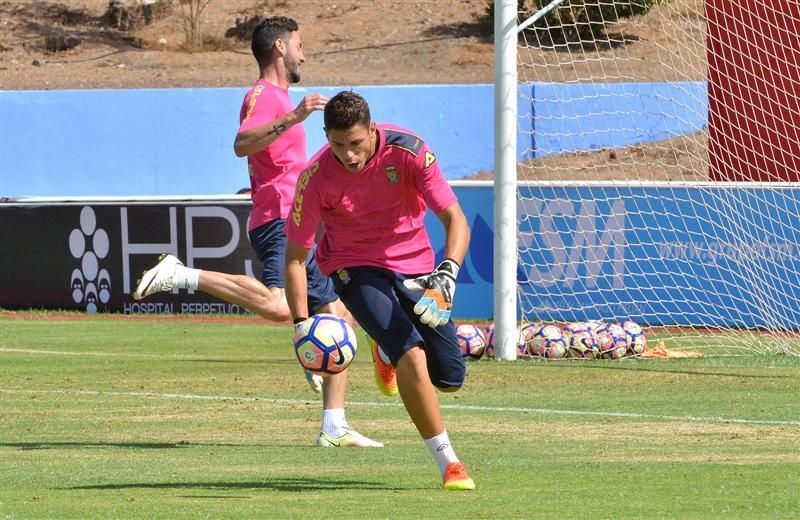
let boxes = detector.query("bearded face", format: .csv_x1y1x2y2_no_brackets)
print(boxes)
284,31,305,84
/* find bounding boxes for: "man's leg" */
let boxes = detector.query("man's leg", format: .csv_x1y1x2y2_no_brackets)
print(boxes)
329,266,474,488
133,255,292,321
312,299,382,447
197,270,291,322
315,299,347,410
395,345,473,490
395,345,444,438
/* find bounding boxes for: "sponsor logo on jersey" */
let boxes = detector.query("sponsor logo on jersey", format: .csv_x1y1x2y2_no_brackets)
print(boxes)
291,161,320,226
241,85,264,125
424,151,437,168
385,129,423,157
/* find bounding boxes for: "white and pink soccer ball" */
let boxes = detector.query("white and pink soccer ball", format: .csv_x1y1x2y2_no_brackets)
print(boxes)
484,323,495,358
526,323,567,359
620,320,648,356
593,322,628,359
562,322,600,359
517,323,540,358
293,313,357,375
482,323,531,358
456,323,487,361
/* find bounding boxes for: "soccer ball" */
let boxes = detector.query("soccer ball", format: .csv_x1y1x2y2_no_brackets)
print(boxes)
518,323,540,358
456,324,487,361
620,320,648,356
563,322,599,359
484,323,495,358
527,324,567,359
482,323,528,358
593,322,628,359
293,313,357,375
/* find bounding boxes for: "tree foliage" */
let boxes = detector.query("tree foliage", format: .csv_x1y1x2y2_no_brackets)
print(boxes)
490,0,667,44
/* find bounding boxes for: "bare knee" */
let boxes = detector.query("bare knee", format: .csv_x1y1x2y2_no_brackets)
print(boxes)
317,299,353,323
397,346,429,379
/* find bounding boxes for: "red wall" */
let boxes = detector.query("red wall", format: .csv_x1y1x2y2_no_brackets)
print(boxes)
707,1,800,181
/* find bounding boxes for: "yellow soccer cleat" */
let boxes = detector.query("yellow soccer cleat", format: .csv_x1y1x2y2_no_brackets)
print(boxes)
442,461,476,491
316,428,384,448
372,341,398,397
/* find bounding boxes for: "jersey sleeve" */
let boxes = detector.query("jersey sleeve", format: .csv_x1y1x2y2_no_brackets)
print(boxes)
411,142,458,213
238,85,279,133
285,160,323,248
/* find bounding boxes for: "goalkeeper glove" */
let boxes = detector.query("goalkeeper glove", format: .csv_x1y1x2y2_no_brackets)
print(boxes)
403,258,460,328
304,369,323,394
293,316,309,335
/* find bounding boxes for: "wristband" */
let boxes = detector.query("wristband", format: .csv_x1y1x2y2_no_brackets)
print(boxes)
437,258,461,279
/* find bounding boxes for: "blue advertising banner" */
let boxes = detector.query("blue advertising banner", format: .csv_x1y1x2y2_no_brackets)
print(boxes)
515,184,800,328
3,184,798,328
425,184,495,319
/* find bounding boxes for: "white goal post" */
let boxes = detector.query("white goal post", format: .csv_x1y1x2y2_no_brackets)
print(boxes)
493,0,800,357
493,0,519,361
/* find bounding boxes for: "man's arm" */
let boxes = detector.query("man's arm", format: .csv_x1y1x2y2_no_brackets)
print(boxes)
284,241,312,320
436,201,470,266
234,93,328,157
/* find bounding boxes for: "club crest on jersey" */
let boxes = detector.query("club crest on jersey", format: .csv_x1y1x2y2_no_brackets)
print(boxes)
337,269,351,284
386,166,399,183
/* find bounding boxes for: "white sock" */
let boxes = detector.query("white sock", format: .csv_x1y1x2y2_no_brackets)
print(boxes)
424,430,459,476
322,408,347,437
173,265,200,291
377,344,392,364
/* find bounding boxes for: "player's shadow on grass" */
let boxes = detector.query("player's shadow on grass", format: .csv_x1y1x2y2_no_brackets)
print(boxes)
65,478,414,492
1,441,225,450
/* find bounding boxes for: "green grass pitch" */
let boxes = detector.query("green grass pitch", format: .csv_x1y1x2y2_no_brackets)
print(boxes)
1,313,798,518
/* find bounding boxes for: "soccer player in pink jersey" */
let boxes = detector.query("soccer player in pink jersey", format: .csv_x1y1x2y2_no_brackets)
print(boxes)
284,91,476,490
133,17,381,448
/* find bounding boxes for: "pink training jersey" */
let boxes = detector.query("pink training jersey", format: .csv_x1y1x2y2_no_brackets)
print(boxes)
286,123,457,276
238,79,307,231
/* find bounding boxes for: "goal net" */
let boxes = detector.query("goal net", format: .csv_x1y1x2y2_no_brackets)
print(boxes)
511,0,800,356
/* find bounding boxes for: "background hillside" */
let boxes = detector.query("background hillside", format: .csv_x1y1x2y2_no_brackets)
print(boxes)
1,0,704,90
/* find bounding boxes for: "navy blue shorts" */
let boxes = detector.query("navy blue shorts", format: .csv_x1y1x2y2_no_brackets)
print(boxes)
248,218,338,314
330,266,465,389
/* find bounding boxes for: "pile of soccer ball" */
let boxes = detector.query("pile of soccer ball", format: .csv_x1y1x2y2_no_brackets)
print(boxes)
456,320,648,361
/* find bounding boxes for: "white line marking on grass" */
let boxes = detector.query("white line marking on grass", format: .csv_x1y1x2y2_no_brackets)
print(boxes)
1,348,118,357
0,348,265,361
2,388,798,427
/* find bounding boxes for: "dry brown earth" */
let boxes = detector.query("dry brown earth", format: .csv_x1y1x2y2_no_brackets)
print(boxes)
0,0,708,180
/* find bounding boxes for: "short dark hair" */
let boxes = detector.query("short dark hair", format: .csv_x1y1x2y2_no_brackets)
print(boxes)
251,16,298,70
324,91,371,131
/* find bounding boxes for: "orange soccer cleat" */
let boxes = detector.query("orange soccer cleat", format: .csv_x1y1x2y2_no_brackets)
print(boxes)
442,461,476,491
372,341,398,397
